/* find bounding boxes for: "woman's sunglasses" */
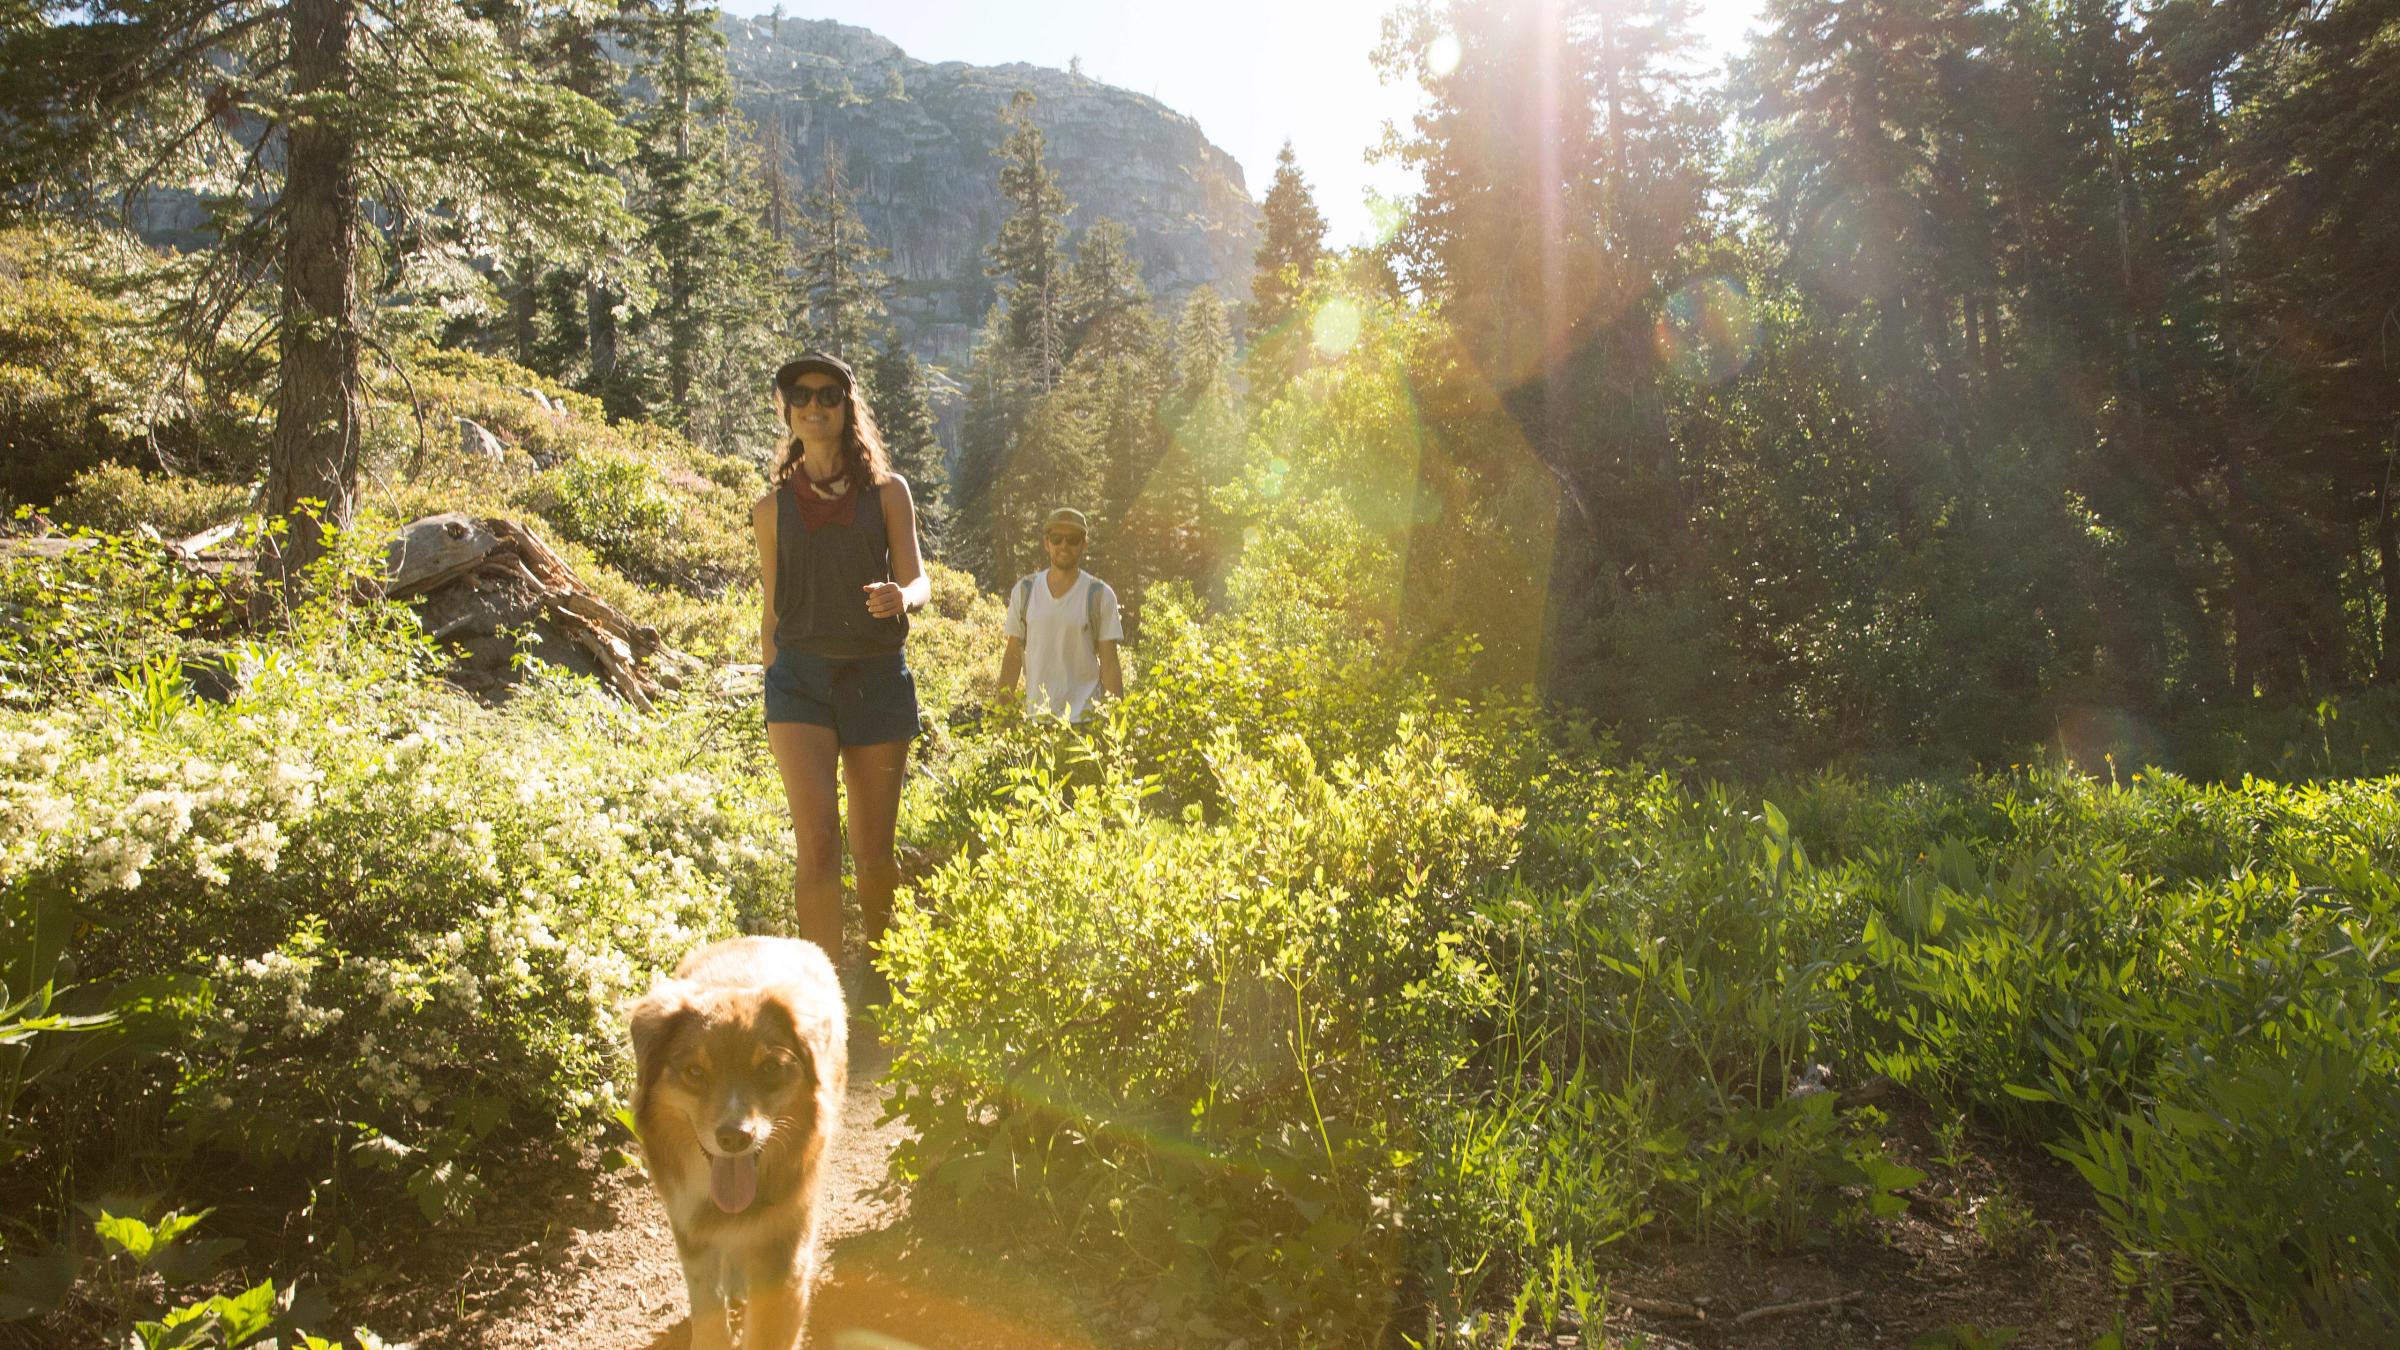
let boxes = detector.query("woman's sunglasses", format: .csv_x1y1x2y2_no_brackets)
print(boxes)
782,384,847,409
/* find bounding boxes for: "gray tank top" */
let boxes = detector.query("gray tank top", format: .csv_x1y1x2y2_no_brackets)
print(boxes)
773,480,909,657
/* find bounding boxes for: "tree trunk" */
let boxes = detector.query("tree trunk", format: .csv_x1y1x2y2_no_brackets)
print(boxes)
261,0,364,611
2379,451,2400,683
2226,462,2303,698
587,281,618,386
2109,137,2143,419
505,255,539,368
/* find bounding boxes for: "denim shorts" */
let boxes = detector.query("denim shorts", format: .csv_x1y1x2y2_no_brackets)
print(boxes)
763,648,921,745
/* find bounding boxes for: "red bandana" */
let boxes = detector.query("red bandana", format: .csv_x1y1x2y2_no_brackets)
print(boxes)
792,471,859,531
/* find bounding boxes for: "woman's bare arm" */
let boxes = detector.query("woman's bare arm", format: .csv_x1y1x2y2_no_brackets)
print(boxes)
753,491,778,664
867,474,932,617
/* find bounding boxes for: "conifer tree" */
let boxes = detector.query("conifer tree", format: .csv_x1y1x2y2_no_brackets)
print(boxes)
987,365,1108,582
617,0,784,447
1247,141,1328,337
949,306,1025,583
1375,0,1601,383
794,147,891,359
0,0,633,589
987,91,1072,391
1062,217,1149,366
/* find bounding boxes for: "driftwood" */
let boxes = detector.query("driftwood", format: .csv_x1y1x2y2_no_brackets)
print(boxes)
387,513,696,711
386,513,499,596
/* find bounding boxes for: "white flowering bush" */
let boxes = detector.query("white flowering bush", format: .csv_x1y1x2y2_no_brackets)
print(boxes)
0,623,792,1234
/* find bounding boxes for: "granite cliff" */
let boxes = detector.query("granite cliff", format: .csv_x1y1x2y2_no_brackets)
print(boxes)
726,15,1261,374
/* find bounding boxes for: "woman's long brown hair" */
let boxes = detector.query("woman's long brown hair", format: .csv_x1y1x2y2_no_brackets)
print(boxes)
768,373,892,489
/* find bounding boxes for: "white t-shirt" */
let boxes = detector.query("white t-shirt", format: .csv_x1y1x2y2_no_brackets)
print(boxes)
1004,569,1123,721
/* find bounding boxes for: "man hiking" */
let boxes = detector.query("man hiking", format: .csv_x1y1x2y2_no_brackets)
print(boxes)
999,508,1123,721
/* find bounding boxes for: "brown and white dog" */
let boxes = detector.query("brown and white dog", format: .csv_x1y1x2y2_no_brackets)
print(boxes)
629,936,847,1350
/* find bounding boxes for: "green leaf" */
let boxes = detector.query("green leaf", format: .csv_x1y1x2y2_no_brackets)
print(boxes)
1856,1155,1926,1192
95,1210,160,1262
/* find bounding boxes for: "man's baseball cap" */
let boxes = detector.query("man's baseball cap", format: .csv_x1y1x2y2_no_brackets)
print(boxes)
1044,508,1089,538
774,350,855,391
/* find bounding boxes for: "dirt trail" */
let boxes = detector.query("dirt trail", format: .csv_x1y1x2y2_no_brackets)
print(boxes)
426,1030,1094,1350
398,1047,2202,1350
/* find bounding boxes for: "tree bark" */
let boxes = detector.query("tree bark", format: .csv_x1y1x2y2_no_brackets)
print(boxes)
505,254,539,368
2379,450,2400,683
260,0,365,612
587,281,619,386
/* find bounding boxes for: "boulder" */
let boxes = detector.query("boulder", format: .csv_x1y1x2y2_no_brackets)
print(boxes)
458,417,508,467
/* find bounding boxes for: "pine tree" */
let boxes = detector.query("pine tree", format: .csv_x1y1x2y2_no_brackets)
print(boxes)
794,146,891,360
1374,0,1601,384
988,367,1108,582
987,91,1072,391
1109,286,1240,606
1061,217,1148,365
0,0,632,590
1247,141,1328,337
617,0,782,450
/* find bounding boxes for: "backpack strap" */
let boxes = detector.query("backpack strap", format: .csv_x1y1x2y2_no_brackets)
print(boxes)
1086,576,1105,641
1015,574,1034,623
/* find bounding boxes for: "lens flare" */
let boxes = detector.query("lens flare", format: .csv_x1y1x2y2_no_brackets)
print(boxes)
1654,276,1760,385
1310,298,1363,358
1427,31,1463,77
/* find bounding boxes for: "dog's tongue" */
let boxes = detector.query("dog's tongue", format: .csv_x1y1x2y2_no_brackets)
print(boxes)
710,1151,759,1213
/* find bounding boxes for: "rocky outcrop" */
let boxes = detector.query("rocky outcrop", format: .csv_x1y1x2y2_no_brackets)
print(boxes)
726,16,1261,373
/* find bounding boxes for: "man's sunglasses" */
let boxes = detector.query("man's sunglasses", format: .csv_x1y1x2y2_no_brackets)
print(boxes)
783,384,847,409
1045,532,1086,546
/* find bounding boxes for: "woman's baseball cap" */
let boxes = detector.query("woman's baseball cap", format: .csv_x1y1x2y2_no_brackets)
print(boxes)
775,350,855,390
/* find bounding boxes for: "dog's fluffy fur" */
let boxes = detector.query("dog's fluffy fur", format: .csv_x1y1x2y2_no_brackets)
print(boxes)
630,936,846,1350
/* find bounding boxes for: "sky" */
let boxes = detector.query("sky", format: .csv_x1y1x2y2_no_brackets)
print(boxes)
726,0,1769,251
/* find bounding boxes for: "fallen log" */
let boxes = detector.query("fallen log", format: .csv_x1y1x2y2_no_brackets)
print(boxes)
386,513,499,598
386,513,695,709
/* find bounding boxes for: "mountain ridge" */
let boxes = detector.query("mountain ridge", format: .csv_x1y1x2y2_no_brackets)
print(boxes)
726,14,1263,375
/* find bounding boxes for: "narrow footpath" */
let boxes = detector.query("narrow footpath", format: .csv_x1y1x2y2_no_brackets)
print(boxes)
416,1032,1096,1350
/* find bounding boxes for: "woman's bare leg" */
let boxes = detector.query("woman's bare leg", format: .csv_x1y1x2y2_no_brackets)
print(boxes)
839,739,909,960
767,721,844,964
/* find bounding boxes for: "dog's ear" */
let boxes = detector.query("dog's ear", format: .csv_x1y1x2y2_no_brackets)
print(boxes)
628,980,696,1090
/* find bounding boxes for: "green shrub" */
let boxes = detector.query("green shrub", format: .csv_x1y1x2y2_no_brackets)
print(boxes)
49,464,252,536
881,718,1518,1344
1832,770,2400,1331
0,225,273,508
0,514,246,707
0,534,794,1291
1,226,154,507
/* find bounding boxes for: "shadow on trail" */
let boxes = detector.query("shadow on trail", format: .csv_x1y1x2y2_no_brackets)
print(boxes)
807,1235,1097,1350
800,1026,1099,1350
